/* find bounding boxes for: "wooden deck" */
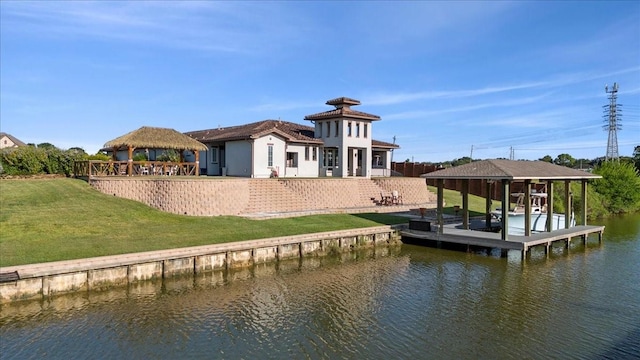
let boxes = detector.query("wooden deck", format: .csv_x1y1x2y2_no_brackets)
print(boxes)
401,222,605,258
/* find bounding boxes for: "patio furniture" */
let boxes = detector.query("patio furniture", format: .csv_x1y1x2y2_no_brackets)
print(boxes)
392,190,403,205
380,191,392,206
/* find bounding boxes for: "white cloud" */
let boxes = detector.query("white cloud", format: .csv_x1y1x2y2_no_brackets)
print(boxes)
1,1,308,55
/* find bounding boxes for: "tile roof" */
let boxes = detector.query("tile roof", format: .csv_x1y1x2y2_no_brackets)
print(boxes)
372,139,399,149
185,119,398,148
185,120,323,144
304,97,381,121
304,108,381,121
421,159,601,181
326,97,361,106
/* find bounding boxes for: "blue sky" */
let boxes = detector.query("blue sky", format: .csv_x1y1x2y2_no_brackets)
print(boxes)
1,1,639,162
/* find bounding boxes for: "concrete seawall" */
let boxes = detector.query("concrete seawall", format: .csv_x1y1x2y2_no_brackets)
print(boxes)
0,226,401,304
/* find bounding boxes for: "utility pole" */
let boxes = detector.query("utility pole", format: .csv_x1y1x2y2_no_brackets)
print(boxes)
470,145,474,160
604,83,622,161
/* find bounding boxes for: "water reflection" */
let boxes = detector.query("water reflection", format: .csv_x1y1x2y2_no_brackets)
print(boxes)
1,214,639,359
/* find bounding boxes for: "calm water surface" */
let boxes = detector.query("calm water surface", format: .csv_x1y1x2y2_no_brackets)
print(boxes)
1,214,639,359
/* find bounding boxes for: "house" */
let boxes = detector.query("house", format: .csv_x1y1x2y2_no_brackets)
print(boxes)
0,133,26,149
185,97,398,178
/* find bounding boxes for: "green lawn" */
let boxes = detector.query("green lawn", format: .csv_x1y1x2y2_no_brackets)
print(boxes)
427,185,503,216
0,178,408,267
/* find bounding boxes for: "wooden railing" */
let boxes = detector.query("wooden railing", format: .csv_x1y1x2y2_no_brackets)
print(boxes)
74,161,199,178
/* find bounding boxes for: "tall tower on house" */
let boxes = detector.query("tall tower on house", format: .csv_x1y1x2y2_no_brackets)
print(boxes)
603,83,622,161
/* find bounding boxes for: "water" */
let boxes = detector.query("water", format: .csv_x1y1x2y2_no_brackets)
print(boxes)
1,214,639,359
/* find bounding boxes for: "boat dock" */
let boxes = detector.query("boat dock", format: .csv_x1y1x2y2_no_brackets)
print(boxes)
401,220,605,259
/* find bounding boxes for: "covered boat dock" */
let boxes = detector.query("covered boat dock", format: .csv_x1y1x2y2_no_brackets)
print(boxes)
403,159,605,258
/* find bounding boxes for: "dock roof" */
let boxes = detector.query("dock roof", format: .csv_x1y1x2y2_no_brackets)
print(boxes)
420,159,601,181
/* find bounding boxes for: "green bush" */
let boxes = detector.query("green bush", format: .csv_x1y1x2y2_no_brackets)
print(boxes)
133,153,148,161
157,149,180,162
88,153,110,161
0,146,90,176
592,161,640,214
549,181,606,221
1,146,47,175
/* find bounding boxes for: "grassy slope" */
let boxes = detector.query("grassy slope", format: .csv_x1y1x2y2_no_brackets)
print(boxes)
0,178,407,267
427,185,502,216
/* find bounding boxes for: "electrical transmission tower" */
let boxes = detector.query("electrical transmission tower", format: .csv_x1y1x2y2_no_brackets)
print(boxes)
603,82,622,161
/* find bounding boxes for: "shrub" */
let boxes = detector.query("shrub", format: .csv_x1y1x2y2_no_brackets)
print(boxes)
0,146,47,175
592,161,640,214
157,149,180,162
88,153,110,161
133,153,148,161
0,146,90,176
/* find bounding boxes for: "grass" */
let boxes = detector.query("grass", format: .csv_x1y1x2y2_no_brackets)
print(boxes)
427,185,502,216
0,178,408,267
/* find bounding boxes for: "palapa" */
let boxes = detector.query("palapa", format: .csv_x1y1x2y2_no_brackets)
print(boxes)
104,126,208,152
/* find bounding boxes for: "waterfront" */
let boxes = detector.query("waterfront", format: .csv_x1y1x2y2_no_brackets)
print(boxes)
1,213,638,359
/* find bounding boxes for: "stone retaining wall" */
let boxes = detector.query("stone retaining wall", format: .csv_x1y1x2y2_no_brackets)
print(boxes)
89,177,435,217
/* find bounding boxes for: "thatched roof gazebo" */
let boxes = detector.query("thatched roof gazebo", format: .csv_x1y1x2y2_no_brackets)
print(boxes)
104,126,208,176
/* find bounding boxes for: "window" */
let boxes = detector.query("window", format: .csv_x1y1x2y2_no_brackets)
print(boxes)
210,147,218,164
364,124,368,138
312,147,317,161
305,146,310,161
286,152,297,167
318,123,322,138
326,122,330,138
356,123,360,137
335,121,339,137
347,122,352,137
267,144,273,167
325,149,333,167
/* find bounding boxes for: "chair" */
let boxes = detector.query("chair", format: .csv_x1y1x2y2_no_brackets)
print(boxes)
380,191,391,206
139,165,149,175
392,190,403,205
118,163,128,176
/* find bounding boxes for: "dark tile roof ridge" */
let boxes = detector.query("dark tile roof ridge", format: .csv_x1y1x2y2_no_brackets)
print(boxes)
304,108,380,121
326,97,361,106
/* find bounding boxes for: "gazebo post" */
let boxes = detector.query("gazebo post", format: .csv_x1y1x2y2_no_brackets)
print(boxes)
524,180,532,236
501,179,510,241
195,151,200,176
127,146,133,176
546,180,554,232
581,180,588,226
485,180,492,229
462,179,469,230
564,180,571,229
437,179,444,234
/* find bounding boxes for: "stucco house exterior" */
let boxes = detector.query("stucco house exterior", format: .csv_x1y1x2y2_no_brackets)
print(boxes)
0,133,26,149
185,97,398,178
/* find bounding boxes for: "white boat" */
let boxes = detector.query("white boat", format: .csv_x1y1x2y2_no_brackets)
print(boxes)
491,191,574,236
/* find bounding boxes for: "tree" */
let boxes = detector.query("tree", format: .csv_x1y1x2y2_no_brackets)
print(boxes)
451,157,472,166
592,161,640,214
634,145,640,172
554,153,576,168
37,143,57,150
539,155,553,163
